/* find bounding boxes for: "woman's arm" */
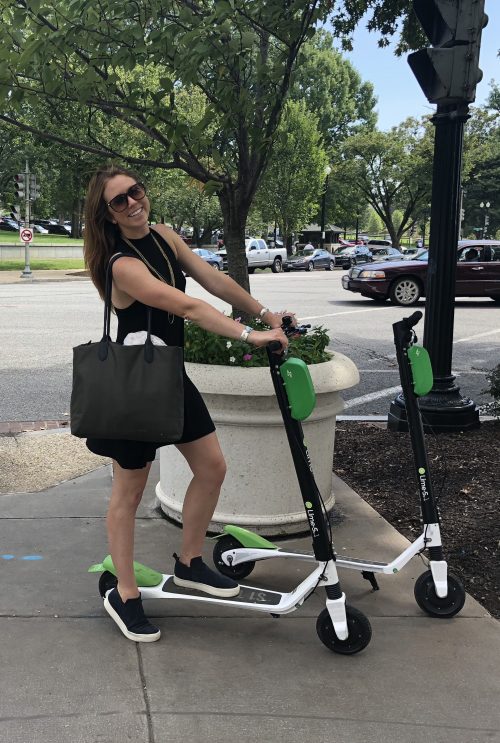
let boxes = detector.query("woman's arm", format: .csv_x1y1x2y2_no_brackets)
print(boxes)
112,256,288,349
155,225,292,329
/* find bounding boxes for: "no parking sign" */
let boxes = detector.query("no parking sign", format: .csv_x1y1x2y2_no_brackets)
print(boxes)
20,227,33,243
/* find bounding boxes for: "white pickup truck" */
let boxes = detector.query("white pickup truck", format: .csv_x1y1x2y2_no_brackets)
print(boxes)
217,238,287,273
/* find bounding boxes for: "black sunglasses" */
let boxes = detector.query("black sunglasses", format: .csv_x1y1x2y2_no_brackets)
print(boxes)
106,182,146,212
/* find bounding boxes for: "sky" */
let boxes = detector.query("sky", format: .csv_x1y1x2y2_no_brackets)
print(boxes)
334,2,500,130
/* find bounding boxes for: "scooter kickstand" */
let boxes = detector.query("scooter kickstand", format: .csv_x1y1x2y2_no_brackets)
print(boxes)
362,571,380,591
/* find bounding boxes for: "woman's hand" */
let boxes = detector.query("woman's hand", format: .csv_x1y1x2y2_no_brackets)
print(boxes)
265,310,298,329
248,327,288,351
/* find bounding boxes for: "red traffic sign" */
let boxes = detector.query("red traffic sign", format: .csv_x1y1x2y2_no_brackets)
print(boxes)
20,227,33,243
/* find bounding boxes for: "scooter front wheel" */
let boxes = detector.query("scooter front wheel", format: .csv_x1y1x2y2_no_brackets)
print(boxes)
98,570,118,598
213,535,256,580
316,606,372,655
414,570,466,618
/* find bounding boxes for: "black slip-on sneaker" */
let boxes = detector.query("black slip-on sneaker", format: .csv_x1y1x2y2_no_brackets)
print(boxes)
173,554,240,597
104,587,161,642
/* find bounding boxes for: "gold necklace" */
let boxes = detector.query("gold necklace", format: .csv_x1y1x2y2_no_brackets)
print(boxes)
119,229,176,323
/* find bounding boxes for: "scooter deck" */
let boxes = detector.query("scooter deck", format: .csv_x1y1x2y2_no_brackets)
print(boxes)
160,576,282,605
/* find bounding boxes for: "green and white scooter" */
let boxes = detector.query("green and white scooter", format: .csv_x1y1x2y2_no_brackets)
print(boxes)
89,324,372,655
213,312,467,619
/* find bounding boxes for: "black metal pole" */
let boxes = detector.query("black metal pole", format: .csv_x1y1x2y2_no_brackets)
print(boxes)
389,103,479,432
355,215,359,242
320,174,328,251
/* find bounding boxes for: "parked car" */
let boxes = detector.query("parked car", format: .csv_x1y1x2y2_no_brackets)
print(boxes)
191,248,223,270
337,238,356,247
48,223,71,236
333,245,372,269
285,248,334,272
341,240,500,306
33,223,49,234
0,217,19,232
366,238,392,248
369,246,405,261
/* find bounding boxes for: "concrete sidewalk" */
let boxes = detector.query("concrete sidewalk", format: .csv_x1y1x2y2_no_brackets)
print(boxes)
0,269,89,283
1,456,499,743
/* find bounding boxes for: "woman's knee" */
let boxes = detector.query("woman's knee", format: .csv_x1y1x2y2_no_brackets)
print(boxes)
193,452,227,488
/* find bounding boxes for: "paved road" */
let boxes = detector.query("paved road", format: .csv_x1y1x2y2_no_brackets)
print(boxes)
0,271,498,420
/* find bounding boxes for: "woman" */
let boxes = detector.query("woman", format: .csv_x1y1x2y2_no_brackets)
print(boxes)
83,164,293,643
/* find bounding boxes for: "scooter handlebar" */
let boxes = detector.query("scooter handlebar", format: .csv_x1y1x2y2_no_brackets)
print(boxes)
403,310,423,328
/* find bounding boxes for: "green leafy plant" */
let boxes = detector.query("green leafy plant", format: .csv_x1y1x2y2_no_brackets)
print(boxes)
184,318,331,367
483,364,500,418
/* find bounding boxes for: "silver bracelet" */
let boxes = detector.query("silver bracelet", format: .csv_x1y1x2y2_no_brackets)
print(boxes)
240,325,253,342
258,307,270,318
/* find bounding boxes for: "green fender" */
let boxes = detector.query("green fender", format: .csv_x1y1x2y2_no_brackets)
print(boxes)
88,555,163,587
215,525,278,550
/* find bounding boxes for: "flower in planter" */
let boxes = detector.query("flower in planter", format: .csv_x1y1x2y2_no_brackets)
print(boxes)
184,316,332,367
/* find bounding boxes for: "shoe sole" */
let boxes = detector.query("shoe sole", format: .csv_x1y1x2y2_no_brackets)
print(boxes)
173,576,240,598
104,591,161,643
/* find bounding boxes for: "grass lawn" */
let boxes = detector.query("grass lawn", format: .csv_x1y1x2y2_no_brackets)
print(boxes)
0,230,83,245
0,259,85,271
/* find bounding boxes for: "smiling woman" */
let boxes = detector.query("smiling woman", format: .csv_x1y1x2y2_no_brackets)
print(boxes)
77,163,298,643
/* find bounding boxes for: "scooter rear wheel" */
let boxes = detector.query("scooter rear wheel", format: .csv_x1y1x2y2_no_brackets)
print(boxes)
414,570,466,618
316,606,372,655
213,535,255,580
98,570,118,598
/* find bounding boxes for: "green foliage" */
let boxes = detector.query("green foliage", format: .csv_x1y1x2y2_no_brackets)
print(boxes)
483,364,500,419
339,117,434,247
256,99,328,246
184,318,331,367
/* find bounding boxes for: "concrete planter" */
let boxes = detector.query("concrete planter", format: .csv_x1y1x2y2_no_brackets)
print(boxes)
156,353,359,536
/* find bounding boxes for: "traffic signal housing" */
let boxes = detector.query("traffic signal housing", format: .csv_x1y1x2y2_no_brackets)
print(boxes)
14,173,25,200
408,0,488,105
29,174,41,201
10,204,21,223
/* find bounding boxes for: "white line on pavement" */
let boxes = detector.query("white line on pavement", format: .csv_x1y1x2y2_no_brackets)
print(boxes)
344,385,402,409
454,329,500,344
301,306,395,320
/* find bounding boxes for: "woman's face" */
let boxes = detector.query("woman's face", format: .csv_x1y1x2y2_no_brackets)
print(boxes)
103,174,150,237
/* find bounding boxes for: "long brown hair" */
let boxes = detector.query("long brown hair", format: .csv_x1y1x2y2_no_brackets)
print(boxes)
83,164,141,299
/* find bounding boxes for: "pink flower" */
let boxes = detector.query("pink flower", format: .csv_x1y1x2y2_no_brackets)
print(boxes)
234,317,242,323
243,353,253,361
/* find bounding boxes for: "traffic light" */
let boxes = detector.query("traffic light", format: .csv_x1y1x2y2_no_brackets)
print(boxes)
29,174,41,201
408,0,488,105
10,204,21,223
14,173,25,199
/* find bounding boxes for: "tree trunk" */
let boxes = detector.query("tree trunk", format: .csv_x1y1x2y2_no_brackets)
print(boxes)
219,187,252,318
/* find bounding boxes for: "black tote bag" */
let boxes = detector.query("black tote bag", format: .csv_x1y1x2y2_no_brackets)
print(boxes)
70,252,184,443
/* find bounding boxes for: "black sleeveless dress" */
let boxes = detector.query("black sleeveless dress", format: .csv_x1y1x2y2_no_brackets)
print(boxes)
86,229,215,469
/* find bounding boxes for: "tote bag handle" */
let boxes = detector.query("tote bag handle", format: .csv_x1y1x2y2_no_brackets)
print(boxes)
98,252,155,363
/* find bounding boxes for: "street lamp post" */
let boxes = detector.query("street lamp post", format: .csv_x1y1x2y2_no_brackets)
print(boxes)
479,201,490,239
355,213,360,242
320,165,331,250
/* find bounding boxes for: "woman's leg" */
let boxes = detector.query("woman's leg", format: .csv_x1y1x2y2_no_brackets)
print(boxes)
175,432,227,565
107,460,151,600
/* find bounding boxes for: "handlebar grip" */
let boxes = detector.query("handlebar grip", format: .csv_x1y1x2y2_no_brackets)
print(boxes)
268,340,283,353
404,311,423,328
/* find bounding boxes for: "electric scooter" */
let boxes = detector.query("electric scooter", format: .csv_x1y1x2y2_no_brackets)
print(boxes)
89,325,372,655
213,311,467,619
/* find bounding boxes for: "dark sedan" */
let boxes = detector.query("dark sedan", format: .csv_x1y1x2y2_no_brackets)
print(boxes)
285,248,334,272
333,245,372,269
341,241,500,306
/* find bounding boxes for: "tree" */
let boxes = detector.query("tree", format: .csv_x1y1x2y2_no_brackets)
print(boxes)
290,29,377,151
256,100,328,254
0,1,418,300
339,118,434,248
